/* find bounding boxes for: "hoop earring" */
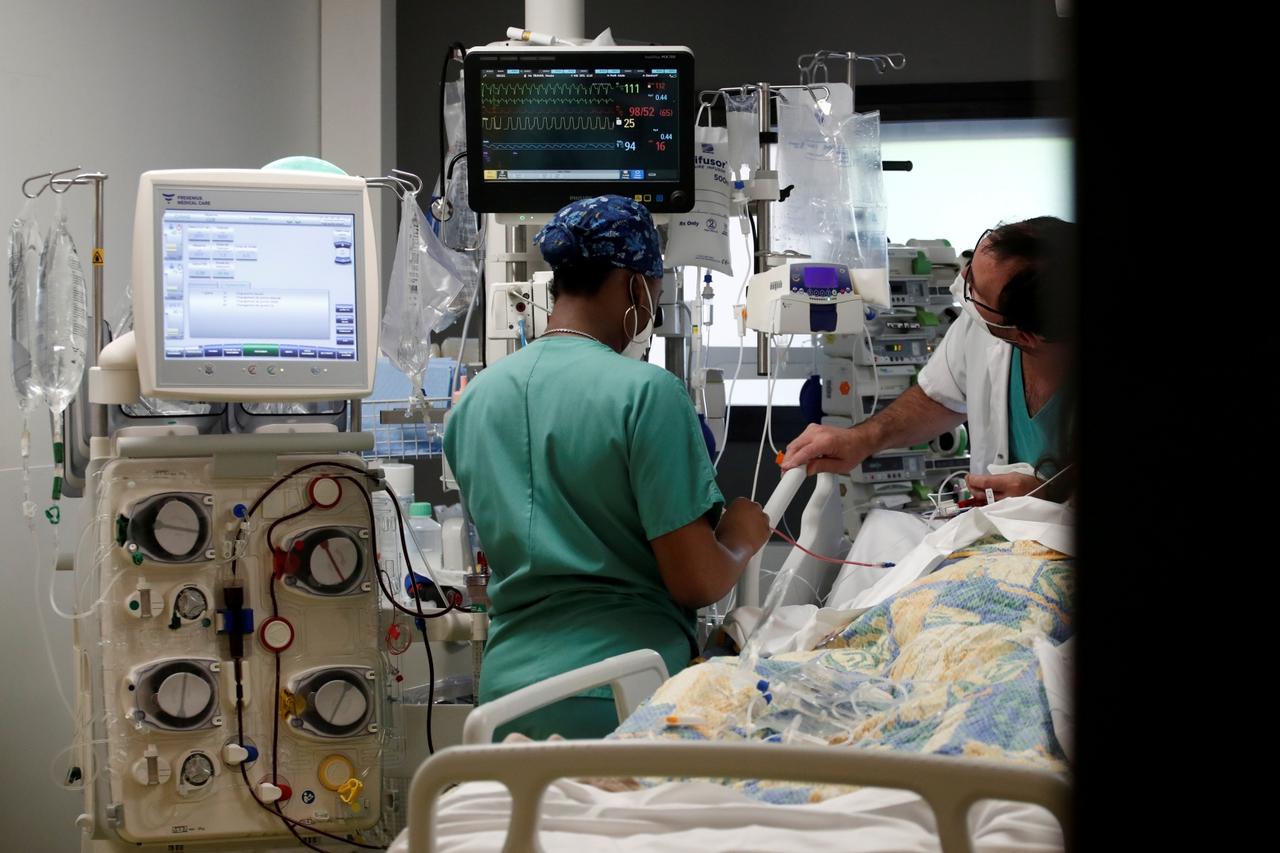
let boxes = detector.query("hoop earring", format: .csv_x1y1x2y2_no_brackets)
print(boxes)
622,304,640,341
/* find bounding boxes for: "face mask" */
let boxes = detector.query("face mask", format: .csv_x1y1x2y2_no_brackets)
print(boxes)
950,273,1018,332
621,275,655,360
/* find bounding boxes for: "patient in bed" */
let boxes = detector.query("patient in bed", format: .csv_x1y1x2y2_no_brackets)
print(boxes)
508,532,1073,802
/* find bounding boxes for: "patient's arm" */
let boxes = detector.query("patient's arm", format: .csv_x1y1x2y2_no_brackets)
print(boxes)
651,498,770,609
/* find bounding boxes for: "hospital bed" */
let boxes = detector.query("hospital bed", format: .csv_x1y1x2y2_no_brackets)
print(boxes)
394,475,1074,853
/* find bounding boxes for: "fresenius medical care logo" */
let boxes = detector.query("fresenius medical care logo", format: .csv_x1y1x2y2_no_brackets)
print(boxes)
161,193,175,202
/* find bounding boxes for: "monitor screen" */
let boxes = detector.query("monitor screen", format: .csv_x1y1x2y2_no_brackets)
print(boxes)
465,49,695,214
137,171,375,401
160,209,358,363
803,266,838,288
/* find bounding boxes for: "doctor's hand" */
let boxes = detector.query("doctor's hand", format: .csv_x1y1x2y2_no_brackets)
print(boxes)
781,425,873,476
715,498,772,556
964,472,1041,505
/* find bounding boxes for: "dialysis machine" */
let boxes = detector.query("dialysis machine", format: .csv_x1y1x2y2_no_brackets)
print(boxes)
74,168,412,849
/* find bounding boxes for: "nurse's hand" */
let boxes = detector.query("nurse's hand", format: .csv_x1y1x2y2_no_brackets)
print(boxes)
965,472,1041,504
653,500,771,609
781,424,872,475
716,498,771,555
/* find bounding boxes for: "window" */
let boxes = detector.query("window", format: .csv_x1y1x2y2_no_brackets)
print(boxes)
653,117,1072,405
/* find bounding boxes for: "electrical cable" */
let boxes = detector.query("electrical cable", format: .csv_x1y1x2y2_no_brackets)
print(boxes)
31,527,74,719
438,43,465,209
340,476,444,755
1026,463,1074,499
451,276,479,394
714,228,757,470
864,326,880,420
750,333,794,502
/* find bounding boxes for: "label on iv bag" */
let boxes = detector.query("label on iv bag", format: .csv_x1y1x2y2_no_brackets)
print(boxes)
665,126,733,275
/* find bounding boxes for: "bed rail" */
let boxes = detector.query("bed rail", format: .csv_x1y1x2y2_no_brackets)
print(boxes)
406,739,1071,853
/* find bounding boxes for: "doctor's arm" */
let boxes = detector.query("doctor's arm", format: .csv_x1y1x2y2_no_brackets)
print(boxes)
650,499,771,609
781,385,967,475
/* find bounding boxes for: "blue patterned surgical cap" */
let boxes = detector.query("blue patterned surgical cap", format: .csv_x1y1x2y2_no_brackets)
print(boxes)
533,195,664,280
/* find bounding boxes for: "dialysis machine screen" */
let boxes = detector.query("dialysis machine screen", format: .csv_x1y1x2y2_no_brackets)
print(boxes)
160,209,358,362
138,171,376,401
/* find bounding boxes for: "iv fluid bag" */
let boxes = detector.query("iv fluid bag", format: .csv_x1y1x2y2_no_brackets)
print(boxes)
34,195,88,417
381,192,467,392
725,90,761,179
7,199,42,411
432,77,485,329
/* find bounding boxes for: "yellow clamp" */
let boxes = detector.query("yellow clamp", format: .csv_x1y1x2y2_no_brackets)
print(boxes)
278,690,306,720
337,777,364,808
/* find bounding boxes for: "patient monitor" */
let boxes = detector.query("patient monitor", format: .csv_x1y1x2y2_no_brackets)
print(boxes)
463,46,697,218
108,169,379,402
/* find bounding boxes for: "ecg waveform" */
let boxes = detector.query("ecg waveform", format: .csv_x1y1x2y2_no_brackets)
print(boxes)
481,81,614,105
481,115,615,132
487,142,616,151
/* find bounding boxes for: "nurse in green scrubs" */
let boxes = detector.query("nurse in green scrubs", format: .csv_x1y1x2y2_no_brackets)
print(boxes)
443,195,771,740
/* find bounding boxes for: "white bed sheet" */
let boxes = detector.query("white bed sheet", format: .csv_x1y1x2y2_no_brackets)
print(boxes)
726,496,1075,654
829,495,1074,612
391,776,1064,853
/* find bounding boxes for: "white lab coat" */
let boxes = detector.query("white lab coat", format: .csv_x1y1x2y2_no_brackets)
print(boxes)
916,312,1014,475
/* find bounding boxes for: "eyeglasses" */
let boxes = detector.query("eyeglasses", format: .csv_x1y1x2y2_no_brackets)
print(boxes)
961,228,1007,318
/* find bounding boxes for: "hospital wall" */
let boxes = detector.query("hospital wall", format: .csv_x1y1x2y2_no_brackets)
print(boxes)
0,1,394,849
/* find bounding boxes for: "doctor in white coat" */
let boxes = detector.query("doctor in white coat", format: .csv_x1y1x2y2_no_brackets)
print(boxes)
782,217,1076,503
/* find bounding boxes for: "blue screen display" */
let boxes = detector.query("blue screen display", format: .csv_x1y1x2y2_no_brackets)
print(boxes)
804,266,838,288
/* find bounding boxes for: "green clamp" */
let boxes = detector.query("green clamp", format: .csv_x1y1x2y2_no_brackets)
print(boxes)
915,307,940,327
45,505,61,525
51,476,63,501
911,251,932,275
52,441,64,464
911,482,931,501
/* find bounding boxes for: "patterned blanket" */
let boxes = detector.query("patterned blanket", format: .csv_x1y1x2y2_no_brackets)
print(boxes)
608,536,1073,803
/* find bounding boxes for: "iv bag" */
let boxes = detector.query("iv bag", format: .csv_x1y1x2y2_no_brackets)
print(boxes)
773,86,889,306
829,111,889,307
665,124,733,274
772,84,854,264
8,198,41,412
381,192,467,406
437,79,485,253
724,90,761,179
433,78,485,328
34,194,88,418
